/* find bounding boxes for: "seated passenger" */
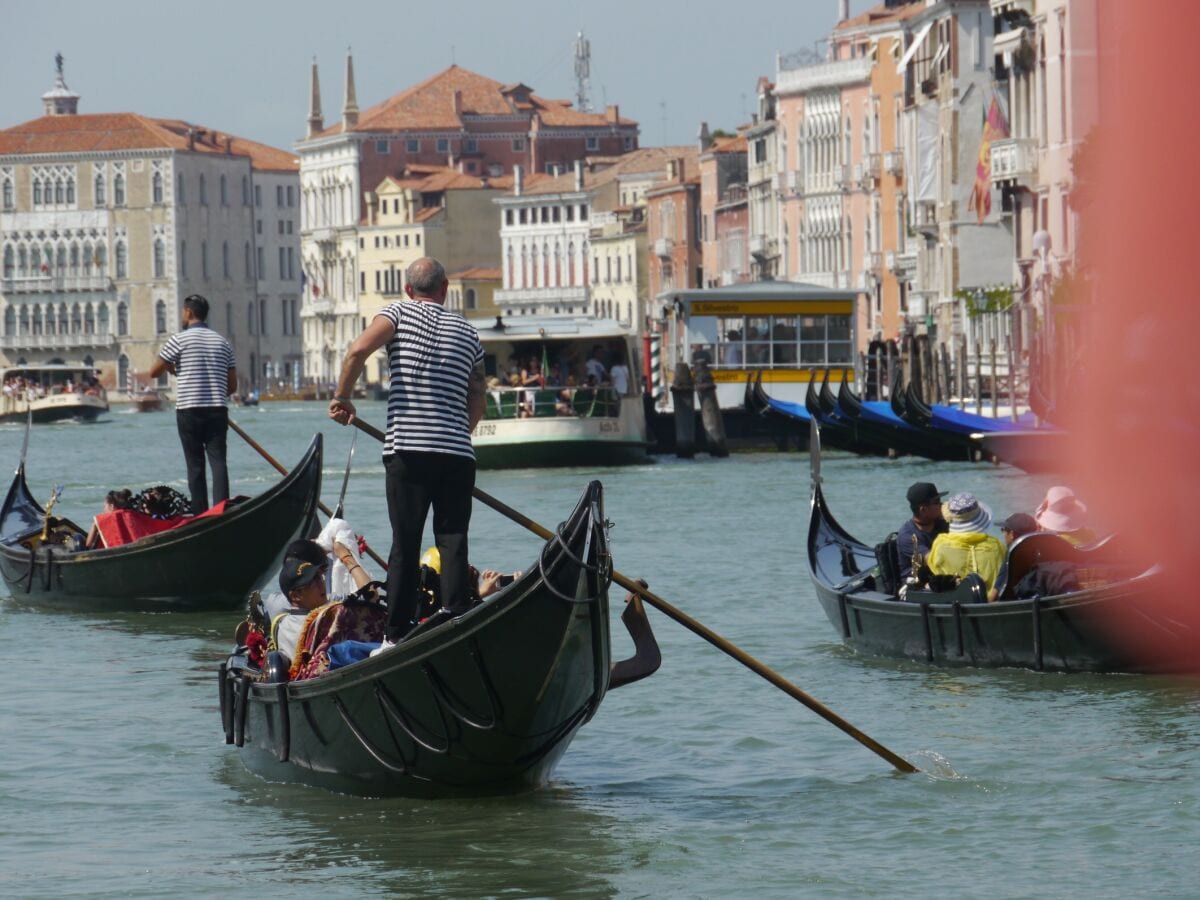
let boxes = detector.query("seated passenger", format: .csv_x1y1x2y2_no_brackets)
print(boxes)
85,489,134,549
412,545,516,618
1034,485,1097,546
989,512,1040,600
897,482,949,581
261,522,376,666
138,485,192,519
927,492,1006,594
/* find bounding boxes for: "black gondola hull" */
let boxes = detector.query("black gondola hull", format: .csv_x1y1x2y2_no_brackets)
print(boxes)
224,481,612,797
0,436,323,610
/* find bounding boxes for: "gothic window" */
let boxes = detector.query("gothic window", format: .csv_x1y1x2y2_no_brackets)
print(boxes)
56,245,66,273
115,242,127,279
152,171,164,204
154,239,165,278
31,246,41,274
199,174,207,205
55,179,64,204
113,173,125,207
2,181,12,210
3,307,14,335
98,303,109,334
2,246,12,278
33,180,42,205
66,177,76,204
220,174,228,206
70,244,79,275
117,301,129,336
70,303,81,334
18,306,29,335
155,300,167,334
18,246,27,276
57,303,68,334
465,288,476,310
32,307,43,335
84,304,95,335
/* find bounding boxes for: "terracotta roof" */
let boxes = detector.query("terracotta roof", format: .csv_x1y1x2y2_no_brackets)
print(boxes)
0,112,297,171
522,146,700,196
448,266,501,281
310,65,636,138
707,134,747,154
375,165,513,194
835,1,924,31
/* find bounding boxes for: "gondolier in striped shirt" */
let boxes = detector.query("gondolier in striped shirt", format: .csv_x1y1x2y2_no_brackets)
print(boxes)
329,257,486,646
149,294,237,514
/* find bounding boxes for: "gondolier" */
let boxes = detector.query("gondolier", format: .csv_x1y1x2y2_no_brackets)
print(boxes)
329,257,486,646
149,294,237,514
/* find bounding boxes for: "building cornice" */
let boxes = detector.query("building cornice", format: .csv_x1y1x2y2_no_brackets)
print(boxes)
775,56,872,96
0,147,174,165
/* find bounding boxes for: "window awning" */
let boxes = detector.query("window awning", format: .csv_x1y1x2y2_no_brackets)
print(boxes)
992,26,1028,57
896,22,933,73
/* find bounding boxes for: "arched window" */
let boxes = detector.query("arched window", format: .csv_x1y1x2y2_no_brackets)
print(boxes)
2,180,13,209
115,242,127,279
154,239,165,278
117,301,129,336
152,171,163,204
18,306,29,335
95,172,106,206
31,306,42,335
66,177,75,204
55,179,64,204
57,304,68,334
465,288,477,310
3,307,14,335
113,173,125,207
155,300,167,335
17,246,27,276
98,303,110,334
199,174,207,205
83,304,95,335
95,245,106,272
33,178,43,205
31,246,41,274
3,246,12,278
69,244,79,275
219,174,228,206
118,354,130,391
56,245,66,273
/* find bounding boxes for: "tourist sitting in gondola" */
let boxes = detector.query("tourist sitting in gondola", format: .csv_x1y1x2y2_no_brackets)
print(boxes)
897,482,949,581
84,489,134,549
925,493,1006,595
1034,486,1097,546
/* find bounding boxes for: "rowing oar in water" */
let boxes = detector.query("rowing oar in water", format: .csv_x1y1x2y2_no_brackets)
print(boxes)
227,418,388,571
345,416,919,775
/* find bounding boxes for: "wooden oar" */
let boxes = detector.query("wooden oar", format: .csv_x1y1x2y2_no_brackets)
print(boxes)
228,418,388,571
346,416,919,775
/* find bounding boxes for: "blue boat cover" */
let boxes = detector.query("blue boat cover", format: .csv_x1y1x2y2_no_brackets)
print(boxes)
765,396,812,422
926,404,1052,435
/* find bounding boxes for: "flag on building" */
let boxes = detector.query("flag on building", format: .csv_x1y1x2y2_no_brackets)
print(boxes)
968,95,1009,224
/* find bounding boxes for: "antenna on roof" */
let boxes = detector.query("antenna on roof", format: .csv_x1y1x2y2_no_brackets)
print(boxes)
574,31,592,112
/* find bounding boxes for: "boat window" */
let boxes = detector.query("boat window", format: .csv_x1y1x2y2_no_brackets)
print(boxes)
687,316,718,365
745,316,771,365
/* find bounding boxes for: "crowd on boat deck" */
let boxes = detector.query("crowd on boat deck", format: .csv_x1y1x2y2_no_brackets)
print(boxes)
2,373,103,399
486,344,630,417
895,482,1094,601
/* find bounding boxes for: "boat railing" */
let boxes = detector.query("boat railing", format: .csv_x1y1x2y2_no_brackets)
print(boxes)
483,386,622,420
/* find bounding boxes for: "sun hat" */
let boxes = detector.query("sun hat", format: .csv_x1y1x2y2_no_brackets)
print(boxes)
942,492,993,533
1035,486,1088,533
420,546,441,574
279,546,328,595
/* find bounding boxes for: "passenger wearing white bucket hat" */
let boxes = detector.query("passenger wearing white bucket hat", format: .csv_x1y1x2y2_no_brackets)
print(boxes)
1035,486,1098,546
926,492,1006,594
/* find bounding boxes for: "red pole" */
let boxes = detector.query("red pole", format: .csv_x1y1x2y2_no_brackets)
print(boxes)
642,332,653,395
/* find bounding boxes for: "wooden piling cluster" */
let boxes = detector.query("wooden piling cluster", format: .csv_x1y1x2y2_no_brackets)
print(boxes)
870,334,1027,415
669,360,728,458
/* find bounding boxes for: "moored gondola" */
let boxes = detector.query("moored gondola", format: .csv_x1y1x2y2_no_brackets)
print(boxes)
219,479,657,797
0,435,323,610
835,378,976,461
805,424,1187,673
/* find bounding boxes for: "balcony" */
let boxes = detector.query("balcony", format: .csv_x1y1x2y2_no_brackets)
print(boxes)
494,285,588,305
863,153,881,186
749,233,776,261
1,274,114,295
865,251,882,271
784,170,802,194
990,137,1037,188
1,332,116,350
653,237,674,258
305,298,334,316
884,151,903,177
914,200,938,233
835,164,853,191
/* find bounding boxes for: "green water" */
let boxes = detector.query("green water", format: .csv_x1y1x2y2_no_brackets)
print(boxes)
0,403,1196,898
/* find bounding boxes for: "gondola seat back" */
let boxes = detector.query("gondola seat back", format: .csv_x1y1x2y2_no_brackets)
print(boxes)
874,532,901,596
905,573,988,605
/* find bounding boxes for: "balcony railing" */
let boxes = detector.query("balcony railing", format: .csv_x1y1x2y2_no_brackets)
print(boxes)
653,237,674,258
494,285,589,304
884,151,903,176
914,200,938,231
775,56,872,95
0,332,117,350
866,251,882,271
1,274,114,294
990,138,1037,187
864,153,881,185
749,233,776,260
835,164,853,191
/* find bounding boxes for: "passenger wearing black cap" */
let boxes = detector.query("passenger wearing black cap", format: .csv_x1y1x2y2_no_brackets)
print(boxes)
897,482,949,580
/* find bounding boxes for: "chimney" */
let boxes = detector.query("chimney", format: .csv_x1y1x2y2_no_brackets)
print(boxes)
306,57,324,139
341,47,359,130
606,104,619,124
224,135,233,155
698,121,713,152
187,127,196,151
513,164,523,196
452,90,463,116
574,159,584,192
838,0,849,23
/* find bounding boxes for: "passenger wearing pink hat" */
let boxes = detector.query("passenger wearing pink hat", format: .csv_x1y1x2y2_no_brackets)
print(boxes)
1034,486,1097,547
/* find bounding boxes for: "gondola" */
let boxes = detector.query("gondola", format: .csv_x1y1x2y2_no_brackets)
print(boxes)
219,480,659,797
801,371,881,455
971,429,1070,473
805,424,1189,673
743,372,810,451
834,378,976,461
0,435,323,610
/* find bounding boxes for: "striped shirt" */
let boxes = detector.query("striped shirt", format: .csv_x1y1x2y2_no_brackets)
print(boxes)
158,323,235,409
377,300,484,459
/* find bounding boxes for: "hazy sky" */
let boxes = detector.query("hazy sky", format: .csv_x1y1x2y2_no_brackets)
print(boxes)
1,0,876,152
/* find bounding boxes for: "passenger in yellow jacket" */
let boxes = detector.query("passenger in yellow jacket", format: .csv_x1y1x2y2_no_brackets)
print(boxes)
928,492,1006,593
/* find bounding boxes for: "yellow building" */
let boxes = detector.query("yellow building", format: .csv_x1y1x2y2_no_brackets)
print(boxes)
447,267,501,321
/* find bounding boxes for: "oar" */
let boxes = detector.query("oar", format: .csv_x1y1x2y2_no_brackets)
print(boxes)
228,418,388,571
346,416,919,774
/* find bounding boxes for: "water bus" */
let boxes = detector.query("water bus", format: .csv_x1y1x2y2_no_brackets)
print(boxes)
0,364,108,423
470,315,648,468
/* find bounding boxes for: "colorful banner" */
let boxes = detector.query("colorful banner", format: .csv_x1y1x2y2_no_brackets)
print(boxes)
969,96,1009,224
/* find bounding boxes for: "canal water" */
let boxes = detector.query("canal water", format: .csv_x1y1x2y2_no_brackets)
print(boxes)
1,403,1196,898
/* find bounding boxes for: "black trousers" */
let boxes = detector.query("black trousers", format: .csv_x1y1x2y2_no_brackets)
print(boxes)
383,450,475,640
175,407,229,514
